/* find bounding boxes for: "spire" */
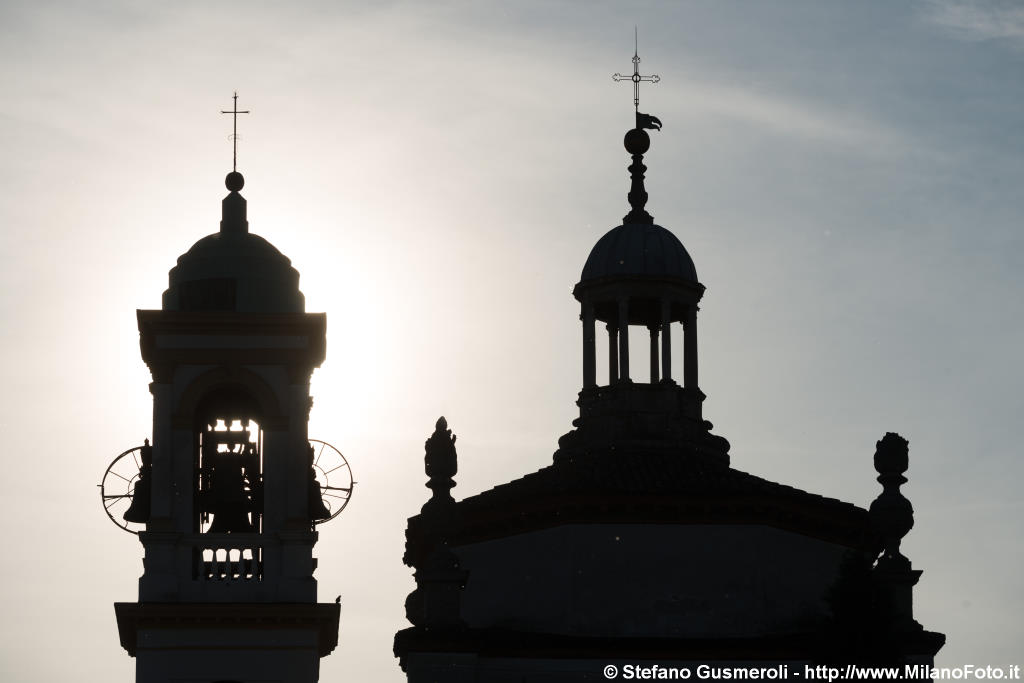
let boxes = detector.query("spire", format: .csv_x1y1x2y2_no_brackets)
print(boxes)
219,92,250,235
613,34,662,225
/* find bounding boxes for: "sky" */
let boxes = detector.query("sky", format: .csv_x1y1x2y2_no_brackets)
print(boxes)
0,0,1022,680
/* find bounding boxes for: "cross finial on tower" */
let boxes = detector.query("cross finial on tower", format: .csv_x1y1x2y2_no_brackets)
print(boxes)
614,32,662,224
612,27,660,114
220,91,250,173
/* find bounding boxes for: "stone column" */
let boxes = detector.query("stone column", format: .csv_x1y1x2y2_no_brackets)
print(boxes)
287,382,313,524
582,303,596,389
140,380,183,600
661,299,672,382
607,322,619,384
648,325,660,383
684,305,698,389
149,381,174,520
618,297,630,382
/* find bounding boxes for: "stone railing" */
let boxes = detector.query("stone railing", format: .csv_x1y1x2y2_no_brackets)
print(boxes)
192,536,262,582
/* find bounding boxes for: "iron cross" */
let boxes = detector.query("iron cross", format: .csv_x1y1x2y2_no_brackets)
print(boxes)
220,92,250,172
612,28,660,111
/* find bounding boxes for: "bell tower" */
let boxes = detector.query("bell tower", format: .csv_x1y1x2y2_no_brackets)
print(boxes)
107,97,344,683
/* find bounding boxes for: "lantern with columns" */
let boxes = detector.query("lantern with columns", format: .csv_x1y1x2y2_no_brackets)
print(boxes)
556,120,729,465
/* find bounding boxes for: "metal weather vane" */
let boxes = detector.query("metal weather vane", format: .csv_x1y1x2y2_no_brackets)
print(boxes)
613,27,661,129
220,91,250,172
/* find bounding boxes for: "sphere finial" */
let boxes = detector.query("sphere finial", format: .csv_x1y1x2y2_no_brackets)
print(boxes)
623,121,659,224
225,171,245,192
624,128,650,155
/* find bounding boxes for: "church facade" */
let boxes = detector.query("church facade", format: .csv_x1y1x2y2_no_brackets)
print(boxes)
395,105,944,680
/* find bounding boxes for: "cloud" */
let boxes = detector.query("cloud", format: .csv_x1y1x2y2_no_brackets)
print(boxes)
924,0,1024,46
672,77,912,157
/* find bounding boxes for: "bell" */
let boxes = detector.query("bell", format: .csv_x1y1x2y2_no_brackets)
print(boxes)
124,439,153,524
123,474,151,523
309,476,332,522
305,444,331,522
209,508,254,533
207,462,255,533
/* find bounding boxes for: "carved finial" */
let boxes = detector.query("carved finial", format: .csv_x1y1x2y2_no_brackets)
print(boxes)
407,417,468,628
623,128,654,224
868,432,925,633
869,432,913,570
423,416,458,514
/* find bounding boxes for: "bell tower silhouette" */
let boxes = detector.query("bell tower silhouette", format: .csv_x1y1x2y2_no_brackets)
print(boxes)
110,95,341,683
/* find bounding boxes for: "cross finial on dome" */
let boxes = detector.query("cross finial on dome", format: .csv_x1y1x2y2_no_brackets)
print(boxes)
614,35,663,224
218,93,250,233
613,27,661,128
221,91,250,192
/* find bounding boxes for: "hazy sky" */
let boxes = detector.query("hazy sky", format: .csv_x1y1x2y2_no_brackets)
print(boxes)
1,1,1021,681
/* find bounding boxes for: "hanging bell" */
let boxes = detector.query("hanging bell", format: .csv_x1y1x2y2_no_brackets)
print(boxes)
123,440,153,524
123,474,151,523
209,508,254,533
207,462,255,533
308,472,332,522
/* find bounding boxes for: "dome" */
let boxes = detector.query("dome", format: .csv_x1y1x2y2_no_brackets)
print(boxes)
161,190,305,313
580,222,697,283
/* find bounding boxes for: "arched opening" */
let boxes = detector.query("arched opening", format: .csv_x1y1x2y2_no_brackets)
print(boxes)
193,386,264,536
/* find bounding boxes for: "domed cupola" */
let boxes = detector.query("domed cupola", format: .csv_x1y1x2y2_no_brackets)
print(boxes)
162,170,305,313
580,118,698,286
560,64,727,466
581,221,698,283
